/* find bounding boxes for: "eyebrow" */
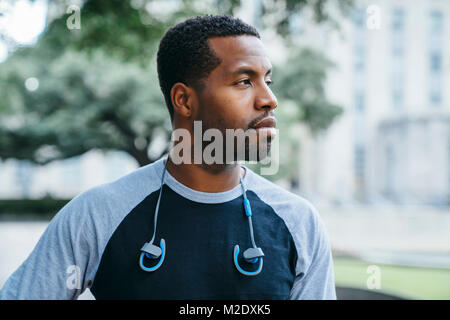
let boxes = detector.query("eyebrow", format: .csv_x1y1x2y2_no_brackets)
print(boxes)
230,67,272,78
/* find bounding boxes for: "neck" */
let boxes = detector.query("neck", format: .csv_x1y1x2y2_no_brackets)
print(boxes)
165,159,245,193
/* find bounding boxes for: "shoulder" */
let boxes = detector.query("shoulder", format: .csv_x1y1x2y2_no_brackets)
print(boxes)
55,160,163,232
78,159,161,206
245,168,321,229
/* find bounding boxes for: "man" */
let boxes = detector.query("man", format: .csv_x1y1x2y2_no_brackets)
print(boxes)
0,14,336,300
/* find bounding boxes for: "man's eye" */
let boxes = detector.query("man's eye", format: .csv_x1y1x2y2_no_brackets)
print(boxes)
235,79,273,86
236,79,251,86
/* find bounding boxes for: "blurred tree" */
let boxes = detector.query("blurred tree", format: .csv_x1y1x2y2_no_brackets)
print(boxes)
274,48,343,134
0,49,169,166
40,0,353,63
0,0,350,167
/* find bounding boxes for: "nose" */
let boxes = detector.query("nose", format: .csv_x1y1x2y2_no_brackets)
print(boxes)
255,81,278,112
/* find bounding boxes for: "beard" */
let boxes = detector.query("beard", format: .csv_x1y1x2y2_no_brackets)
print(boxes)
197,116,273,164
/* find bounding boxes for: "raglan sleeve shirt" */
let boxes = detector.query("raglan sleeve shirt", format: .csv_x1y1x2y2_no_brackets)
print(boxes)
0,159,336,300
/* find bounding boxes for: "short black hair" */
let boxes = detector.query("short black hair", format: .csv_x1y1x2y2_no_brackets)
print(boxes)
157,14,260,121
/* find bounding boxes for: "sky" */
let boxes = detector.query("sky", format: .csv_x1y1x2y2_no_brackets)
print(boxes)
0,0,48,63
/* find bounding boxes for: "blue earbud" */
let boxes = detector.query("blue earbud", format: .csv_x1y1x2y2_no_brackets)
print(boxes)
139,239,166,272
233,177,265,276
233,245,264,276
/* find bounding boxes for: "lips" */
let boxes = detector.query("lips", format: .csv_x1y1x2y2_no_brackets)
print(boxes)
252,116,277,129
251,116,277,138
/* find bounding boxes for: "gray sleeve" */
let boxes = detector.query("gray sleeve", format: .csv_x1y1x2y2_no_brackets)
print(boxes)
0,192,98,300
288,208,336,300
0,161,169,300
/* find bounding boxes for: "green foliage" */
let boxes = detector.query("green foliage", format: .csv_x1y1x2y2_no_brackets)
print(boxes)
0,48,171,165
44,0,193,65
0,198,70,219
274,48,343,135
260,0,354,37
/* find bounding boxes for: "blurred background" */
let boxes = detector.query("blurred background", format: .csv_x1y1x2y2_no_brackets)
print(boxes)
0,0,449,300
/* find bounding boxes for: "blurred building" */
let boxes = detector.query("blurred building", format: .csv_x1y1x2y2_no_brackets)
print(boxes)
283,0,450,206
0,151,137,199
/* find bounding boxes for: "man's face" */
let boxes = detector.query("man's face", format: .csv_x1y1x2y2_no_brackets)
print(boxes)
193,35,278,162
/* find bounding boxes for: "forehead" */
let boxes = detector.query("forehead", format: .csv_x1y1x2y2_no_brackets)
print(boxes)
207,35,272,77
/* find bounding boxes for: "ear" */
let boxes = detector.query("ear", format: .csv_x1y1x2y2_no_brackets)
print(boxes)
170,82,196,119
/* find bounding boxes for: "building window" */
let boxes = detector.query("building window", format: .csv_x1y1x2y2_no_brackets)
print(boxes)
352,8,367,112
429,76,442,105
391,9,405,31
429,10,443,107
354,145,366,199
354,91,365,111
392,90,404,108
354,145,365,179
352,8,365,29
384,145,395,196
353,44,366,71
430,10,443,34
430,51,442,72
390,8,406,110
